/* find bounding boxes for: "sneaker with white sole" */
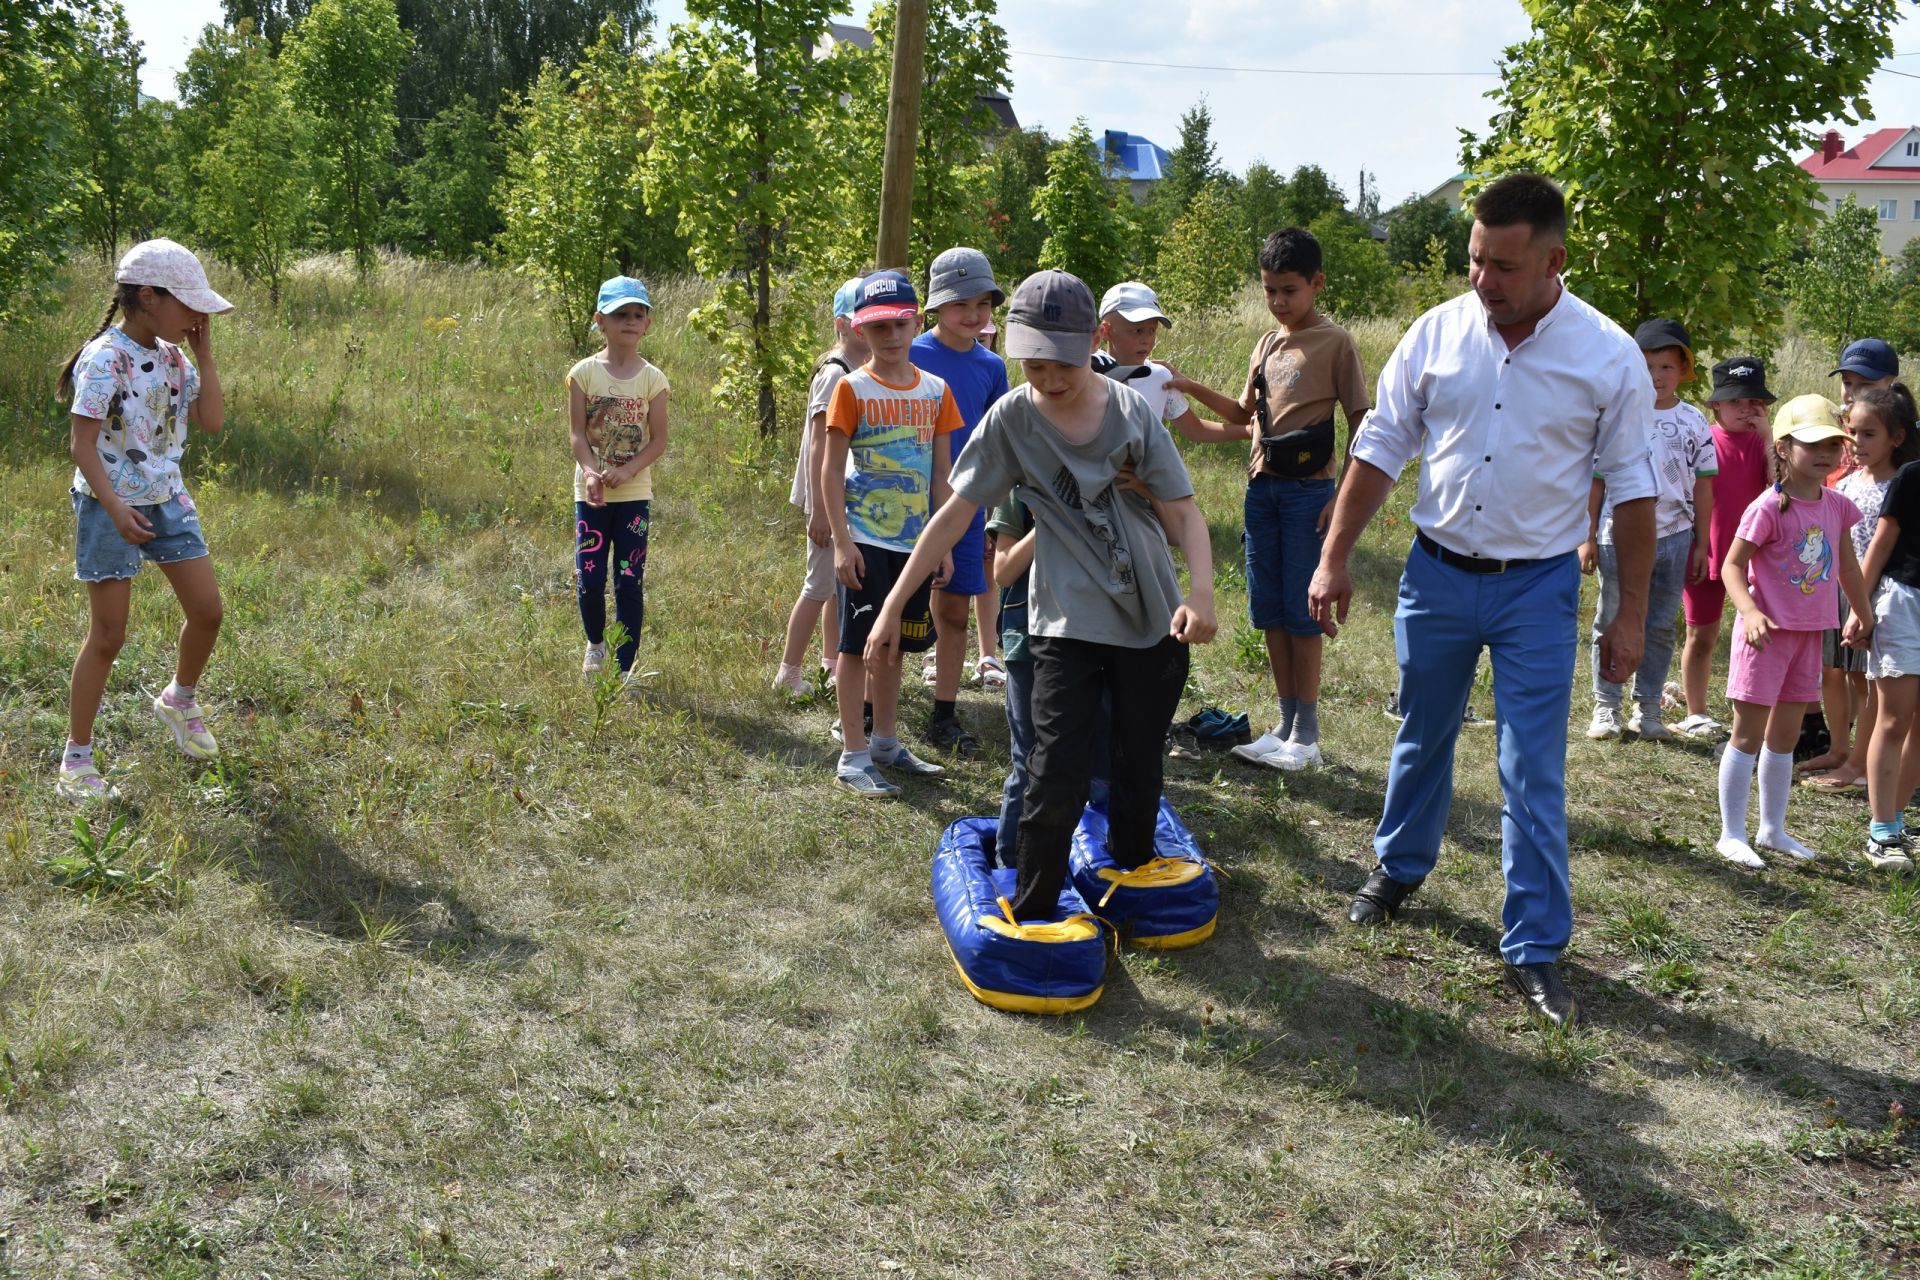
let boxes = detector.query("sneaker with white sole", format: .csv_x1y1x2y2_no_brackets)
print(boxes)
1863,832,1916,873
153,693,219,759
1627,708,1672,740
1673,713,1728,741
836,764,901,797
55,759,119,802
1272,741,1323,771
873,745,945,778
1230,729,1285,765
582,642,608,678
1586,705,1623,741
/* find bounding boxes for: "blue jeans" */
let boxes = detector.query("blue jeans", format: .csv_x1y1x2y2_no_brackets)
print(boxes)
1592,531,1690,712
1376,538,1580,965
1245,474,1335,635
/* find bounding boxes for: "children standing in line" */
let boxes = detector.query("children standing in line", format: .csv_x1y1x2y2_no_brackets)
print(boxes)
911,247,1012,747
1581,318,1715,740
1167,228,1371,770
570,276,670,687
1716,395,1869,869
1801,339,1904,777
866,270,1218,919
1094,281,1250,447
56,239,231,801
821,270,961,796
774,277,867,698
1674,357,1778,740
1855,385,1920,871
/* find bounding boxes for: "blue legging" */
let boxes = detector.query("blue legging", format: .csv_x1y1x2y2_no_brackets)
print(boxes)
576,500,649,671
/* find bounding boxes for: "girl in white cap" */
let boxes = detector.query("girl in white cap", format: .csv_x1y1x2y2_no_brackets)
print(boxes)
54,238,231,800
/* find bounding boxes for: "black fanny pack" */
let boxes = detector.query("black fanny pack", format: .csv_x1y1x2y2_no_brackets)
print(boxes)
1258,418,1336,477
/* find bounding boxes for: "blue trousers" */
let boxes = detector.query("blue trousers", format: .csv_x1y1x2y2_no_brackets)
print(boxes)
1592,530,1689,711
1376,539,1580,965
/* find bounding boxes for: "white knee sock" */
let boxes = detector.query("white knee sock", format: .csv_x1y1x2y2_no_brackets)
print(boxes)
1755,747,1819,860
1716,745,1764,868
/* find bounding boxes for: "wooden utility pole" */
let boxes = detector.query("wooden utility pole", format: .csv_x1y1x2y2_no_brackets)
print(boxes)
874,0,929,270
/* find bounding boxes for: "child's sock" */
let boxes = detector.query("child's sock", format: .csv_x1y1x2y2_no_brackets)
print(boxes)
1870,817,1905,843
933,699,957,723
1716,745,1764,868
62,740,93,768
163,680,196,705
1276,696,1298,742
838,749,873,774
869,734,900,763
1755,747,1819,860
1291,701,1320,747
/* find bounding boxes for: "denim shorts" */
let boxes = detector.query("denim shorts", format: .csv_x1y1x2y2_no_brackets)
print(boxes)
1245,474,1334,635
73,489,209,581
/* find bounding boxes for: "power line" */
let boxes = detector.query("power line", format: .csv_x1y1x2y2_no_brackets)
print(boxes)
1008,48,1496,77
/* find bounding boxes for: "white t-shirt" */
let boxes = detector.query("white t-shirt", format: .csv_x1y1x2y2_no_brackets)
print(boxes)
790,353,852,512
1097,358,1190,423
1837,468,1891,561
68,326,201,504
1599,399,1717,543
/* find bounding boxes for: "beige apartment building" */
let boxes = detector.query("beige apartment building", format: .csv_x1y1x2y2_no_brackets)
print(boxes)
1800,128,1920,256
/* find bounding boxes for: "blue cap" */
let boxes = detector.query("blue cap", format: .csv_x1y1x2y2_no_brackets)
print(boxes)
832,276,866,320
596,275,652,315
852,270,919,324
1833,337,1899,381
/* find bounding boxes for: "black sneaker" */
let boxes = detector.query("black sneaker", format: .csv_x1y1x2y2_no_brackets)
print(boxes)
926,716,978,757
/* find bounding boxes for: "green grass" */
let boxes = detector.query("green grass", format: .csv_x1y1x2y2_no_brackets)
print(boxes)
0,254,1915,1276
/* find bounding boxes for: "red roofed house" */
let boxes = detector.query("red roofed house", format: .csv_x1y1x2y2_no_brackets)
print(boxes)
1800,128,1920,254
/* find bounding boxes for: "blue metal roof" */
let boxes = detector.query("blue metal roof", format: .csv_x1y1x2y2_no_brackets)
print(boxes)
1097,130,1170,182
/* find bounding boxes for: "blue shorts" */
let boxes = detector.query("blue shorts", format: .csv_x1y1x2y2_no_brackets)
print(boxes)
1244,474,1333,635
942,515,989,597
73,489,209,581
838,545,938,656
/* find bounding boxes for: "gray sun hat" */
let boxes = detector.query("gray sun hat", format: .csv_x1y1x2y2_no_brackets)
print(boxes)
1003,270,1097,365
925,246,1006,311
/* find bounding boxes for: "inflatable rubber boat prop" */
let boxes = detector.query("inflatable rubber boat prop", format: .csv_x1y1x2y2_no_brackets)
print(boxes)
932,817,1109,1014
1069,799,1218,949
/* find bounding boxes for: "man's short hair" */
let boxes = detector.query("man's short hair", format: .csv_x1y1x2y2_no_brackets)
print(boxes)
1259,227,1322,278
1473,174,1566,243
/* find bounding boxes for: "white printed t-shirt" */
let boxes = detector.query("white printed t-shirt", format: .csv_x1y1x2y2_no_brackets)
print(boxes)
68,326,201,504
1599,399,1717,543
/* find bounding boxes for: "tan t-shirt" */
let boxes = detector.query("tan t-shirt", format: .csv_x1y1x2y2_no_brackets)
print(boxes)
568,354,670,502
1241,317,1371,482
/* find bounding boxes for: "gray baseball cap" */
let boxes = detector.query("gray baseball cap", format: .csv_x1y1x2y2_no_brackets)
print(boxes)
1004,270,1097,365
925,246,1006,311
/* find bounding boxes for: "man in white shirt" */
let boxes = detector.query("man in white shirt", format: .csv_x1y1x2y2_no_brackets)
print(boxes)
1307,174,1658,1029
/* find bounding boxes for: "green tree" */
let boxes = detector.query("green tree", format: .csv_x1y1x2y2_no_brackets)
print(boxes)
221,0,309,49
193,54,312,302
1154,180,1248,316
842,0,1008,276
646,0,851,436
1240,159,1289,244
498,19,676,340
395,96,501,259
1790,195,1893,359
1404,236,1457,315
1385,195,1468,272
1034,120,1130,299
1149,98,1221,226
283,0,410,272
1309,210,1396,320
0,0,91,325
1282,164,1345,227
982,125,1052,283
1465,0,1898,350
70,4,151,259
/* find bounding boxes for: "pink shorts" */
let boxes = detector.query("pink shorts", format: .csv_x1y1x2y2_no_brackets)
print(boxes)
1727,626,1822,706
1682,576,1726,628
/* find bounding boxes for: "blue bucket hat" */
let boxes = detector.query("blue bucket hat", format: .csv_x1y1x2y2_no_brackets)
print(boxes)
596,275,652,315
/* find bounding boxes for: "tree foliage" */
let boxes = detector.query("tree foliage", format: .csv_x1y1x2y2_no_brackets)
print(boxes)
646,0,850,436
982,125,1052,284
1465,0,1899,350
1385,195,1468,273
1149,98,1222,230
69,4,156,259
1239,161,1288,247
283,0,410,271
1035,120,1131,299
1280,164,1346,228
1154,180,1247,316
193,52,311,302
1790,195,1892,359
396,96,501,259
0,0,92,324
1309,210,1396,321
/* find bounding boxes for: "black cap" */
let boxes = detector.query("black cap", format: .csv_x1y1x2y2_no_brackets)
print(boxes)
1633,317,1693,356
1706,356,1776,404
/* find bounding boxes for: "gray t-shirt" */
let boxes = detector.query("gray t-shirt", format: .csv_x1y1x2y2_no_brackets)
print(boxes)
951,382,1194,648
789,354,852,511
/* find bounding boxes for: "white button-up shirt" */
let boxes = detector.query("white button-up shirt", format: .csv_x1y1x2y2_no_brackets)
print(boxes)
1352,284,1657,562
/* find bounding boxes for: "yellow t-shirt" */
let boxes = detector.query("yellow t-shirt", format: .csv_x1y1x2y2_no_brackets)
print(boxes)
568,354,670,502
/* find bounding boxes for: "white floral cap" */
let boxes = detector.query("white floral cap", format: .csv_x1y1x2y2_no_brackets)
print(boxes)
115,239,234,315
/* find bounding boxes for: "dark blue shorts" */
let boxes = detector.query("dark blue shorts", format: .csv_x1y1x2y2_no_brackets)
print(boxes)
1244,474,1334,635
941,514,989,597
838,545,938,655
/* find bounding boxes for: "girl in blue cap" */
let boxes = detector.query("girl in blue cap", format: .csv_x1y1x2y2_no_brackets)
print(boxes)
570,276,670,687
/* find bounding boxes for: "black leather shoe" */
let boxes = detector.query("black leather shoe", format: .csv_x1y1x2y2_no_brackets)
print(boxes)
1347,866,1423,925
1504,961,1578,1029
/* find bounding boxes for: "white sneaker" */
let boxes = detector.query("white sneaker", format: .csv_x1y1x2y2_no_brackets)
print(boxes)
1230,729,1285,765
1586,705,1622,740
55,759,119,802
1627,708,1671,740
582,643,608,678
153,692,219,760
1271,741,1323,771
1674,713,1727,741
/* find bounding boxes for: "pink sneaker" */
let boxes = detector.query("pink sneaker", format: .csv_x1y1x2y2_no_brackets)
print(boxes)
153,692,219,760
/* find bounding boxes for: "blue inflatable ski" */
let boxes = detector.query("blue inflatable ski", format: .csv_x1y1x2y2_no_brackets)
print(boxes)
1070,799,1218,949
932,817,1109,1014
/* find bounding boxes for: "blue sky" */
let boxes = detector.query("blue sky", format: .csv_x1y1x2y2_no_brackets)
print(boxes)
126,0,1920,209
